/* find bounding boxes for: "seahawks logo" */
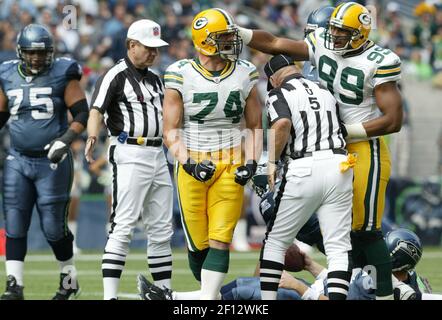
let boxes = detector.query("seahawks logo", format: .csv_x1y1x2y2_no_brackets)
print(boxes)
358,13,371,25
193,17,208,30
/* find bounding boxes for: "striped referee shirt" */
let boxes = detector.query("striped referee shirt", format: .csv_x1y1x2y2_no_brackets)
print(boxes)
91,56,163,138
266,73,345,159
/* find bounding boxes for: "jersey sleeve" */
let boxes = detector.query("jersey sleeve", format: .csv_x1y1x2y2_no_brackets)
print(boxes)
372,52,401,87
90,70,117,113
163,60,185,94
304,28,321,66
65,59,83,81
243,62,259,98
266,88,292,127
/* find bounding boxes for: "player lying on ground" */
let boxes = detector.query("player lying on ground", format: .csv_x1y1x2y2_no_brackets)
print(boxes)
137,229,441,300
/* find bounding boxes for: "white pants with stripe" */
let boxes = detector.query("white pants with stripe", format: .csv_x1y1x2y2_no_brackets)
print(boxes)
263,150,353,272
106,141,173,256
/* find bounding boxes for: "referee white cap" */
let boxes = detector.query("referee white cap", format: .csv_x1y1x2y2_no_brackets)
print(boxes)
127,19,169,48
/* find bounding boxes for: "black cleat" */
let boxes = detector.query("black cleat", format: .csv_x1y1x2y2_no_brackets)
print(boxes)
52,273,81,300
1,275,24,300
137,274,173,300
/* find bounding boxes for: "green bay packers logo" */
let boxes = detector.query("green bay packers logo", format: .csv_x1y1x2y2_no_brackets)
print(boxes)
358,13,371,25
193,17,208,30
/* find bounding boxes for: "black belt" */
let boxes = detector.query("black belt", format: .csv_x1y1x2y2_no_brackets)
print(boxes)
126,138,163,147
290,148,347,160
19,150,48,158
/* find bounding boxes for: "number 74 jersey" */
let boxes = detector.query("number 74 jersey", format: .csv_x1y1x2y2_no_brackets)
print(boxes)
164,58,258,152
305,27,401,128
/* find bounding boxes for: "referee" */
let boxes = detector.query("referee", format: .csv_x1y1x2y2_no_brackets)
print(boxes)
85,19,174,300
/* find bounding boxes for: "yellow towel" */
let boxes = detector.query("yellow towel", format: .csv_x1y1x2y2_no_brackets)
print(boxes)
340,153,357,173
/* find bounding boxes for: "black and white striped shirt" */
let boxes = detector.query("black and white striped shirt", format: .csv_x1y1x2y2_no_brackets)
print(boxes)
266,74,345,159
91,57,163,138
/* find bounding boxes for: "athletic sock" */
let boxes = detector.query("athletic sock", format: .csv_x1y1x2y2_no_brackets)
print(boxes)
188,248,209,281
148,254,172,289
200,248,229,300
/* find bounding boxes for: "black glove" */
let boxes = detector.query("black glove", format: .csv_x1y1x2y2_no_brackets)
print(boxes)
182,158,216,182
44,129,78,163
234,160,257,186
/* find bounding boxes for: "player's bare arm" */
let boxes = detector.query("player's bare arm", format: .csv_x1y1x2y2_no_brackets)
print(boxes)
267,117,291,190
343,81,403,139
162,88,188,165
238,27,309,60
367,81,403,135
0,88,10,129
44,79,88,164
84,108,104,163
64,79,88,135
244,86,263,163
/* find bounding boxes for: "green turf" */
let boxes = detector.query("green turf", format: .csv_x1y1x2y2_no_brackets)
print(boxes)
0,247,441,300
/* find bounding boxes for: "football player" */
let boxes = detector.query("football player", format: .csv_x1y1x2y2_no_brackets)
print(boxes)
138,229,440,300
302,6,335,81
161,8,262,299
0,24,88,300
237,2,403,299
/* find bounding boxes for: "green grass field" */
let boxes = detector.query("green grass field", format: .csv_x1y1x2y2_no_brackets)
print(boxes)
1,247,441,300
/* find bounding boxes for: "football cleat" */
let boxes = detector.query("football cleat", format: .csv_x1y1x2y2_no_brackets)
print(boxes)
52,273,81,300
137,274,173,300
1,275,24,300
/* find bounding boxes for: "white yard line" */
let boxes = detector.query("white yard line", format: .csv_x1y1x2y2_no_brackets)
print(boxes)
0,251,441,263
0,269,254,276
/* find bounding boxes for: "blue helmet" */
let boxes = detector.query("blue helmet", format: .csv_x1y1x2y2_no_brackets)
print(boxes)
17,24,54,75
385,228,423,272
304,6,335,38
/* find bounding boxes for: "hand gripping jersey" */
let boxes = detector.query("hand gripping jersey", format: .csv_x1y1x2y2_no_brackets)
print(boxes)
164,58,258,152
305,27,401,141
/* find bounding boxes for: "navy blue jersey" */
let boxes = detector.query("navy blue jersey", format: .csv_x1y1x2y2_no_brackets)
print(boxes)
0,57,82,152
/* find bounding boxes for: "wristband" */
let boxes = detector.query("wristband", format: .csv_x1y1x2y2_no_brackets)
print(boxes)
237,26,253,45
344,123,368,139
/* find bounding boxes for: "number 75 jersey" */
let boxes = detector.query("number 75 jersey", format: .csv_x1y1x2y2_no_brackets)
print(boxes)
164,58,258,152
305,27,401,129
0,58,82,151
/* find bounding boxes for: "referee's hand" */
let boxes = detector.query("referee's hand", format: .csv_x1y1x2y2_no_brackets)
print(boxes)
85,136,97,163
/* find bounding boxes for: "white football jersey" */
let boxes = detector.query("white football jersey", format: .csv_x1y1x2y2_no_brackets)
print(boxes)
305,27,401,141
164,58,258,151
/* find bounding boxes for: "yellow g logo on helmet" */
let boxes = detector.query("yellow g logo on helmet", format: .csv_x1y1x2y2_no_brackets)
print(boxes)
325,2,372,55
191,8,242,61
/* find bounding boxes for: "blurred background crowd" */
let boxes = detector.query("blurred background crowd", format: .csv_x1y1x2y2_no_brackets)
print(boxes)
0,0,441,252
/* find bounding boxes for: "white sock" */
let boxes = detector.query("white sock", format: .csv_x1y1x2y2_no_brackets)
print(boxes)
68,221,77,237
59,258,76,274
232,219,249,245
5,260,24,286
200,269,226,300
103,277,120,300
174,290,202,300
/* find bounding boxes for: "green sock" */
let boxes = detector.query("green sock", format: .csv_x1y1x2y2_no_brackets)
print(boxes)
365,238,393,297
350,232,366,269
188,248,209,281
202,248,230,273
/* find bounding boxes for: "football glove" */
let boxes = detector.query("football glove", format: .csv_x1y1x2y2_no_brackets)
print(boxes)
234,160,258,186
394,282,417,300
44,129,78,164
182,158,216,182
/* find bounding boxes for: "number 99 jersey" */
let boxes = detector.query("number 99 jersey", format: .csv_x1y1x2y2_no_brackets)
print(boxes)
164,58,259,152
305,27,401,140
0,57,82,152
